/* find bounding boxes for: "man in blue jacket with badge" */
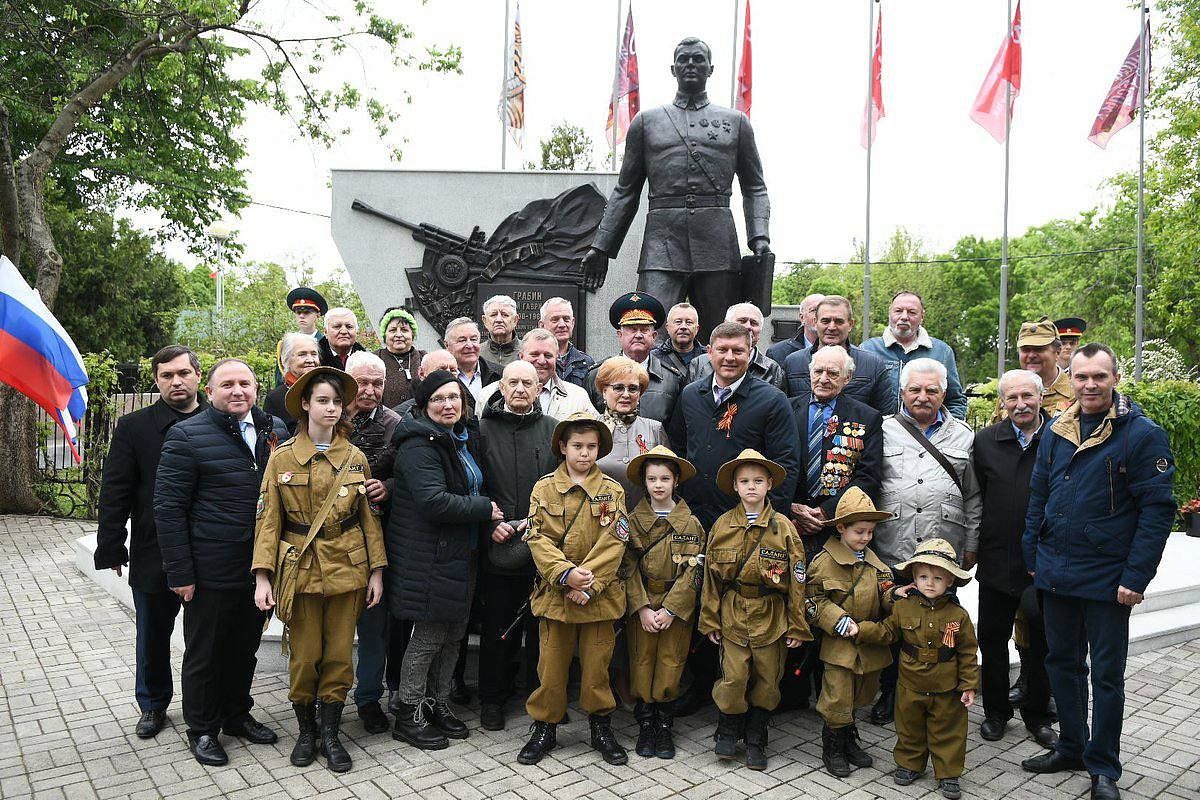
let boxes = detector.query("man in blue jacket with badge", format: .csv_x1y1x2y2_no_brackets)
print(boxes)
1020,343,1175,800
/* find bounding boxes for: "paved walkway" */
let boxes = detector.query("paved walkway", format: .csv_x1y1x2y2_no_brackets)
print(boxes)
1,514,1198,800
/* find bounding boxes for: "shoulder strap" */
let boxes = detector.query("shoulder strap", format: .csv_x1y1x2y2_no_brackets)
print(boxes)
894,415,965,497
662,107,722,195
731,516,773,583
297,456,356,557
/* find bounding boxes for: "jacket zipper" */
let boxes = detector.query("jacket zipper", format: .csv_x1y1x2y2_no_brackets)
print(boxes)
1105,456,1115,514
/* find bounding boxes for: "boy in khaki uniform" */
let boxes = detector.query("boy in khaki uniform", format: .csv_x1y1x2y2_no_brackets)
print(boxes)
856,539,980,800
699,449,811,771
806,487,898,778
518,411,630,767
624,446,706,760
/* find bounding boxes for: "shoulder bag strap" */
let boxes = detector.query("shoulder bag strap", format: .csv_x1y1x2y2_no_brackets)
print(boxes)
730,517,772,585
297,456,356,557
894,414,965,497
663,107,723,194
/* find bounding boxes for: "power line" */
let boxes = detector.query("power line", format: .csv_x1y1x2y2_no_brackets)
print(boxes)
247,200,330,218
777,245,1138,268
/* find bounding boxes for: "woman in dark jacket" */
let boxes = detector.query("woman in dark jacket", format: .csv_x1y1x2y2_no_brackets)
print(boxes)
386,370,502,751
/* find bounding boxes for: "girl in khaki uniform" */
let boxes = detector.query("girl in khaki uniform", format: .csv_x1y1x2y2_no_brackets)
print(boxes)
623,446,705,760
252,367,387,773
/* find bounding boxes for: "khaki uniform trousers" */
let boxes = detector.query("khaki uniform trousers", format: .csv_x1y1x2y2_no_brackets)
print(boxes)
627,618,692,704
526,619,617,723
894,683,968,779
817,665,881,729
288,589,367,704
712,637,786,714
1013,608,1030,649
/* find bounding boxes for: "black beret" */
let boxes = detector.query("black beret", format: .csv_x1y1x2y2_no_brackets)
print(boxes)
413,369,464,409
608,291,666,329
286,287,328,315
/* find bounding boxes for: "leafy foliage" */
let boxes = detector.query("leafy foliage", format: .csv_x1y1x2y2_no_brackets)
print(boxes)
1123,379,1200,506
527,123,595,171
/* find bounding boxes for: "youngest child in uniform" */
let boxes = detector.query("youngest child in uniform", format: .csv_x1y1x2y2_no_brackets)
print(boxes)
699,449,811,771
623,446,706,760
805,487,897,778
856,539,980,800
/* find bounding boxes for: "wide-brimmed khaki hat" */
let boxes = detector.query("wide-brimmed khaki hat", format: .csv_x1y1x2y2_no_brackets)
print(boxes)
551,410,613,459
627,445,697,485
828,487,894,526
894,538,973,585
1016,316,1058,348
715,449,787,497
285,366,359,420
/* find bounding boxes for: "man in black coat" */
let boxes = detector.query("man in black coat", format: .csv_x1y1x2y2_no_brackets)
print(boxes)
973,369,1058,749
155,358,289,766
95,345,207,738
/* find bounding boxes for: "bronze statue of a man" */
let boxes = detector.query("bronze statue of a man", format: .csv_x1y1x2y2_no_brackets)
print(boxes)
582,36,772,342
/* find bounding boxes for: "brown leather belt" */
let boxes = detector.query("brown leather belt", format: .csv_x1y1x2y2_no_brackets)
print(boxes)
645,578,676,593
648,194,730,210
901,641,956,663
283,516,358,538
724,581,784,599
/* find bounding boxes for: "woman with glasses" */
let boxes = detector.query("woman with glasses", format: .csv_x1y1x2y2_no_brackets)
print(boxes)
595,357,669,508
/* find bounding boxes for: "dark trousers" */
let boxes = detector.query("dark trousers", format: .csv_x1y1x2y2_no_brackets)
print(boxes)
385,618,413,692
638,270,741,343
181,586,265,736
131,588,182,712
977,583,1052,727
1041,592,1131,781
353,600,389,706
477,570,539,705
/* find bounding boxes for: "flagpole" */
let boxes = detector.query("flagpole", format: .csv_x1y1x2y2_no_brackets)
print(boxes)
610,0,623,170
1134,2,1148,380
730,0,740,107
862,0,876,342
997,0,1013,379
499,0,511,170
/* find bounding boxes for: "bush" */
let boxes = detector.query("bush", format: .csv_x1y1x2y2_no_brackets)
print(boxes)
138,349,280,390
1122,380,1200,507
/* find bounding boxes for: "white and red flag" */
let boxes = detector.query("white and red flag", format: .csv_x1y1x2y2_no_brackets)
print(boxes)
970,1,1022,143
861,7,884,148
499,0,526,147
1088,20,1150,148
735,0,753,116
606,6,640,148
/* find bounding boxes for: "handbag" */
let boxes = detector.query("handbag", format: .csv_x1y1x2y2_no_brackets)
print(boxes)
489,519,534,571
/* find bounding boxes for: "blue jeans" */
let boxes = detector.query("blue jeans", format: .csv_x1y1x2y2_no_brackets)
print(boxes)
131,588,181,712
353,600,389,706
1041,592,1131,780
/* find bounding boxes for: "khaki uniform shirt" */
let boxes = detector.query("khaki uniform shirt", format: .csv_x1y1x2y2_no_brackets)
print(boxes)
805,538,896,673
857,594,980,694
525,464,628,623
624,498,706,622
698,504,811,647
252,432,387,595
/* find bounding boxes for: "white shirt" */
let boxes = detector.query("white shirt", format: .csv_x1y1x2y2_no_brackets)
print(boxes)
712,373,747,405
458,369,484,405
238,412,256,452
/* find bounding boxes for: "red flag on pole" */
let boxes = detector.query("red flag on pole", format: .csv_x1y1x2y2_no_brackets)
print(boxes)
861,8,884,148
970,1,1022,143
1089,21,1150,149
606,7,640,148
735,0,752,116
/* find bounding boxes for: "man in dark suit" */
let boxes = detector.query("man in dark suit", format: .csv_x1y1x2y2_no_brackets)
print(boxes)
95,345,207,738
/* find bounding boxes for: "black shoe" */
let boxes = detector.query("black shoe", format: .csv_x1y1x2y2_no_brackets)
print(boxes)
843,723,873,768
358,701,390,735
1026,722,1059,749
589,713,628,765
188,733,228,767
317,701,352,773
291,703,318,767
135,710,166,739
743,707,770,771
1008,671,1028,708
387,690,401,716
654,709,676,759
713,712,741,760
870,688,895,725
517,721,556,765
633,701,657,758
392,700,449,750
894,767,924,785
939,778,962,799
223,714,278,745
672,687,711,718
1091,775,1121,800
480,703,505,732
1021,749,1085,774
448,680,473,706
430,699,469,739
821,725,851,778
980,717,1008,741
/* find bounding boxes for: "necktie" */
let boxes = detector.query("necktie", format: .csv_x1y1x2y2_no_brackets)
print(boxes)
807,403,826,497
715,385,732,406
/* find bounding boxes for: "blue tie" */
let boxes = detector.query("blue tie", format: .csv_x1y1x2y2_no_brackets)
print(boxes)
715,385,732,405
807,403,827,497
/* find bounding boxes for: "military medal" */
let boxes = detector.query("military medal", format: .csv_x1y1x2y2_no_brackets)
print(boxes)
281,471,293,483
825,415,840,437
358,485,367,494
338,486,348,497
766,563,785,584
599,502,613,527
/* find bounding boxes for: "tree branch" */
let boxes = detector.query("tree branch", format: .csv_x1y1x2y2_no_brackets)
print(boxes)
225,27,328,124
0,104,21,265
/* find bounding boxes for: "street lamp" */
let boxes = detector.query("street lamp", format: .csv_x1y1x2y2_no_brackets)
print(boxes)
204,224,232,313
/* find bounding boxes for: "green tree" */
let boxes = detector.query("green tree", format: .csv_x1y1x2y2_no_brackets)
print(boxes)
527,123,594,171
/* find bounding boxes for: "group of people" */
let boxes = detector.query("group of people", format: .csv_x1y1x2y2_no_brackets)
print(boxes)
93,285,1176,800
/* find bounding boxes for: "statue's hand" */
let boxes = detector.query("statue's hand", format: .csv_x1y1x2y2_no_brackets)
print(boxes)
751,238,772,257
581,247,610,292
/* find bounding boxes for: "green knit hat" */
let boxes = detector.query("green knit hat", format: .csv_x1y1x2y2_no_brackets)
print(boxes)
379,306,418,339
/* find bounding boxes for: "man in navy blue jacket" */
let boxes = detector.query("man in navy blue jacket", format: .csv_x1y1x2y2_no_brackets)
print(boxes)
1020,343,1175,800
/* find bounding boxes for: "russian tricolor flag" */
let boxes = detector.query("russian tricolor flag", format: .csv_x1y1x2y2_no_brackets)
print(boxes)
0,255,89,463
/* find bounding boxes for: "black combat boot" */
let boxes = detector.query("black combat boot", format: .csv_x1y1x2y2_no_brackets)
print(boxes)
822,725,852,778
290,703,318,767
654,705,676,759
744,707,770,771
392,700,449,750
317,701,352,773
843,723,874,768
870,687,895,724
517,721,556,765
713,712,741,759
589,713,628,765
633,701,657,757
430,698,469,739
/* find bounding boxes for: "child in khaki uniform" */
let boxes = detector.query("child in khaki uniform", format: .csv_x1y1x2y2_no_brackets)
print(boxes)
699,449,811,771
805,487,897,778
856,539,979,800
623,446,706,760
518,412,630,767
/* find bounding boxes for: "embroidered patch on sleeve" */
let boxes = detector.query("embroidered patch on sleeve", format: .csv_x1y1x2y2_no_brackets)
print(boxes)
255,493,265,519
793,562,806,584
804,597,817,619
614,516,630,542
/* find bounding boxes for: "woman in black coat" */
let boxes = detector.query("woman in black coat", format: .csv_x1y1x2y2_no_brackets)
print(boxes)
385,370,502,751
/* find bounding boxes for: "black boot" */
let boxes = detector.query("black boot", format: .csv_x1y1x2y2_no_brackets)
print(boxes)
1009,667,1029,708
713,712,741,759
870,687,895,725
654,706,676,759
430,698,469,739
517,721,556,765
290,703,318,767
744,707,770,771
392,700,449,750
843,723,873,768
633,701,657,757
317,701,352,773
822,725,852,778
589,713,628,765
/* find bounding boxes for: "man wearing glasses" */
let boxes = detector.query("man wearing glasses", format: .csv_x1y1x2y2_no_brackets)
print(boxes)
585,292,683,424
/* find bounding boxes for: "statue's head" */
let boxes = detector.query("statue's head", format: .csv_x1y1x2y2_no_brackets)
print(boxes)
671,37,714,94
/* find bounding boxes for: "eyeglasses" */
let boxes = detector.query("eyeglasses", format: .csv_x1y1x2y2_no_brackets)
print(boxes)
608,383,642,395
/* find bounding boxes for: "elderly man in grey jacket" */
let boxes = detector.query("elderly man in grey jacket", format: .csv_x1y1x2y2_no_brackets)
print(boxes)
868,357,982,724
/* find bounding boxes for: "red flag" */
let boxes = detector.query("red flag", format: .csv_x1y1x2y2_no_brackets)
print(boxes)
970,1,1022,143
861,8,884,148
735,0,752,116
1089,21,1150,149
606,8,640,148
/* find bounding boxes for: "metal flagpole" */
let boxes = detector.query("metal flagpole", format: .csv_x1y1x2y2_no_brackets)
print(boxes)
500,0,511,169
997,0,1013,378
862,0,876,341
730,0,740,107
1134,2,1148,380
610,0,623,169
